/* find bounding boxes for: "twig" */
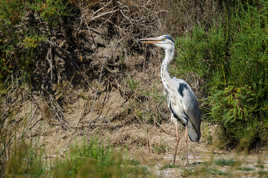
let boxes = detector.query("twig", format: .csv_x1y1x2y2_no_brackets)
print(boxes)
146,127,151,153
89,10,118,22
46,46,53,81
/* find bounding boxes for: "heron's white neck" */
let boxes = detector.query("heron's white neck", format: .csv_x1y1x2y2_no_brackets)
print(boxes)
161,48,174,91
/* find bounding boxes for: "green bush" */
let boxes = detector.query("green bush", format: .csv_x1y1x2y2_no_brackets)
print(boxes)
4,139,152,177
175,0,268,150
52,139,151,178
0,0,72,83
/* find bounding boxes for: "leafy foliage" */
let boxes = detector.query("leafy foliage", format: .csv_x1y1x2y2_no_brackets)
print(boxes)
175,0,268,150
0,0,72,83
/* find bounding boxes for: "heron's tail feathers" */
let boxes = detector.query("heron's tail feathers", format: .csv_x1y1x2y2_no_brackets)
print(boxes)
187,121,201,142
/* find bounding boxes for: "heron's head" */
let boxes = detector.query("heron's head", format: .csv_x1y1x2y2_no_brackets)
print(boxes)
140,35,175,50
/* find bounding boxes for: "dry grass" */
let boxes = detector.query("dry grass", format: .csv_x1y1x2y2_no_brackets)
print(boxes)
159,0,222,36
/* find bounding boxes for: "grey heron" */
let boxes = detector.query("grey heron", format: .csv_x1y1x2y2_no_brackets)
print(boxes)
140,35,201,165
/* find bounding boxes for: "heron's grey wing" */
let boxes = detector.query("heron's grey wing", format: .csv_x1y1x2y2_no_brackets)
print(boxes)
171,78,201,142
167,79,188,125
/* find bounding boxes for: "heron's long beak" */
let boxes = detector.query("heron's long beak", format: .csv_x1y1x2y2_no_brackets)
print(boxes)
139,37,161,44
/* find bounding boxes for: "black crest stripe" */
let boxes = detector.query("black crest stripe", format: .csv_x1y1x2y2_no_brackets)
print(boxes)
164,35,175,43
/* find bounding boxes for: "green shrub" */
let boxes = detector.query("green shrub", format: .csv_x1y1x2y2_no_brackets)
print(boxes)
175,0,268,150
0,0,72,83
52,139,151,177
4,139,152,177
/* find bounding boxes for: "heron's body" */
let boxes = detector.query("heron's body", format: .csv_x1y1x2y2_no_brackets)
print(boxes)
140,35,201,164
166,78,201,142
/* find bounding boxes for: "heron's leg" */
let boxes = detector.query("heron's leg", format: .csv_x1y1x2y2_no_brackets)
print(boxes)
173,121,181,165
184,126,189,165
176,121,179,141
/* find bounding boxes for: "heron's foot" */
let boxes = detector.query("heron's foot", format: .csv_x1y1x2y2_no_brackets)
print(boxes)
180,157,189,166
178,154,189,165
184,161,190,167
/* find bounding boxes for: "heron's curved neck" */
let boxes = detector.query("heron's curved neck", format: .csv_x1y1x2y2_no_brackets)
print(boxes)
161,48,174,91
